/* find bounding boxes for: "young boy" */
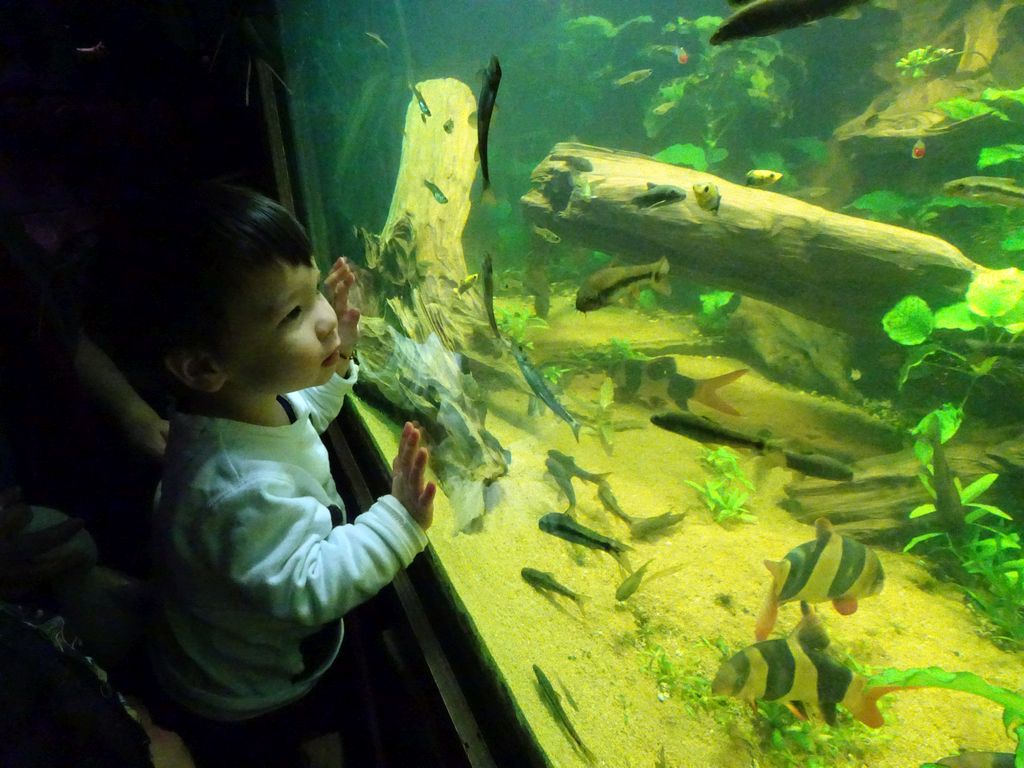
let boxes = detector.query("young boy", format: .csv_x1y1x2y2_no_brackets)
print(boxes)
128,184,435,767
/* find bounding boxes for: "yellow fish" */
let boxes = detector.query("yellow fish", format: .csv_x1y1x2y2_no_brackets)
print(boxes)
746,169,783,187
651,101,678,116
614,68,653,86
692,182,721,214
453,273,479,296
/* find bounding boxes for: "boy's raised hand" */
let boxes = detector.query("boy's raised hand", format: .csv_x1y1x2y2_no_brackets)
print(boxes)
391,422,435,531
324,257,360,357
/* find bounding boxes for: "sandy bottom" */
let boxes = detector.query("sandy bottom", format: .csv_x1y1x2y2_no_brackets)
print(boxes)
356,295,1022,768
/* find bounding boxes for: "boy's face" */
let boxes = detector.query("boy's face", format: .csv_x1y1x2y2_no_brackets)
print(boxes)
217,260,341,396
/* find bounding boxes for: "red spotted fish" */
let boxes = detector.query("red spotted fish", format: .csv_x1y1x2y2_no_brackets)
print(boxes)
756,517,884,641
713,602,887,727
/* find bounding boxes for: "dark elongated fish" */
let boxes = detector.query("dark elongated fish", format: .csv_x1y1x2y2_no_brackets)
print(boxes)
547,450,610,485
424,179,448,204
551,154,594,172
711,0,871,45
521,567,587,612
650,411,854,481
576,256,670,312
628,511,686,539
943,176,1024,208
614,357,747,416
481,253,501,338
539,512,631,556
533,664,596,764
713,602,886,727
545,456,577,513
477,55,502,196
928,425,965,534
409,82,431,121
510,341,582,440
937,753,1015,768
615,558,654,601
632,183,687,209
757,517,884,640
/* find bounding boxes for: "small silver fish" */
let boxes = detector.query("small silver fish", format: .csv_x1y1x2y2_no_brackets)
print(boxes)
424,179,448,204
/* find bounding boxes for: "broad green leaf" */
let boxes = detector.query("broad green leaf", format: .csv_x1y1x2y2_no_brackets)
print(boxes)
909,503,936,518
933,302,983,331
883,295,934,345
967,268,1024,317
982,86,1024,106
1001,230,1024,253
904,531,944,552
897,343,941,388
653,142,707,170
935,97,1009,122
960,473,998,503
966,502,1013,520
707,147,729,165
784,136,829,164
866,667,1024,729
750,150,787,175
694,15,724,34
847,190,915,218
913,404,963,443
977,144,1024,170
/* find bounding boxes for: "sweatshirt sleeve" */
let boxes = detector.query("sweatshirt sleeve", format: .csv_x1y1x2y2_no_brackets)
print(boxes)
210,476,428,626
289,363,359,434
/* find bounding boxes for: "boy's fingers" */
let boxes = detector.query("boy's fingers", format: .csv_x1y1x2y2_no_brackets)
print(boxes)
419,482,436,510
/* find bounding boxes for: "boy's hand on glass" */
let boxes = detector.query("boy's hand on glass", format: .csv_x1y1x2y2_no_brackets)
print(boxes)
324,257,360,359
391,422,435,531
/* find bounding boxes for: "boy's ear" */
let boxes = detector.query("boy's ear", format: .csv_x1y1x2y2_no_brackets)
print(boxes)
163,349,228,392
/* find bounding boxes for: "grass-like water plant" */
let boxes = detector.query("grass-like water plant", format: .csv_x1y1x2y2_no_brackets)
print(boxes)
686,446,756,524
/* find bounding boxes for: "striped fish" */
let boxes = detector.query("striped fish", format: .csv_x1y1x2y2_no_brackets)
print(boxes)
756,517,884,641
713,603,886,728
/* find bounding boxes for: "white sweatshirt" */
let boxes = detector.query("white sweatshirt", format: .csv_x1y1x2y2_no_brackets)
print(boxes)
149,366,428,720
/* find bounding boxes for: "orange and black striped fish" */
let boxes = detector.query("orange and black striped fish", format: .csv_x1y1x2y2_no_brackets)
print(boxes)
756,517,884,641
611,356,747,416
713,603,886,728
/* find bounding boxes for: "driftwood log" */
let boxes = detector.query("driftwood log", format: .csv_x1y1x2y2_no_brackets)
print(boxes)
521,142,984,339
784,428,1024,545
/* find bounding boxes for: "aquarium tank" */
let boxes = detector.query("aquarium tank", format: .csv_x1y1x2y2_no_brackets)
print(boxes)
269,1,1024,765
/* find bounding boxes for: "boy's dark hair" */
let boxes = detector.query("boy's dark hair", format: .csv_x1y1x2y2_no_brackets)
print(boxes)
85,183,312,389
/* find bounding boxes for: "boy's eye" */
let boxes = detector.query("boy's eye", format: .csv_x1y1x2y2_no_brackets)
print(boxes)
283,306,302,323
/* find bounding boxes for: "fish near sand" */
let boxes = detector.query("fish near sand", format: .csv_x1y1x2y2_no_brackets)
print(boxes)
539,512,632,569
521,567,587,614
477,55,502,199
756,517,884,641
632,183,687,209
510,341,582,441
713,601,887,727
533,664,596,765
937,753,1016,768
544,455,577,514
547,450,610,486
710,0,871,45
613,357,747,416
575,257,670,312
943,176,1024,208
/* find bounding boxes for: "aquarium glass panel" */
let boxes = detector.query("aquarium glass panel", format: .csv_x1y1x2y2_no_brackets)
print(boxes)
276,1,1024,765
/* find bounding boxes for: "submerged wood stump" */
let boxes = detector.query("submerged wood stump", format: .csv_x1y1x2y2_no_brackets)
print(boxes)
521,142,984,339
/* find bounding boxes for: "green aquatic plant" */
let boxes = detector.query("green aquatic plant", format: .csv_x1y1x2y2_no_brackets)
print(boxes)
541,364,571,387
696,290,739,333
896,45,957,78
866,667,1024,764
588,377,617,455
755,701,872,768
686,446,756,524
977,143,1024,171
653,142,728,172
644,13,805,156
564,13,653,38
882,268,1024,399
903,408,1024,651
495,304,548,349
